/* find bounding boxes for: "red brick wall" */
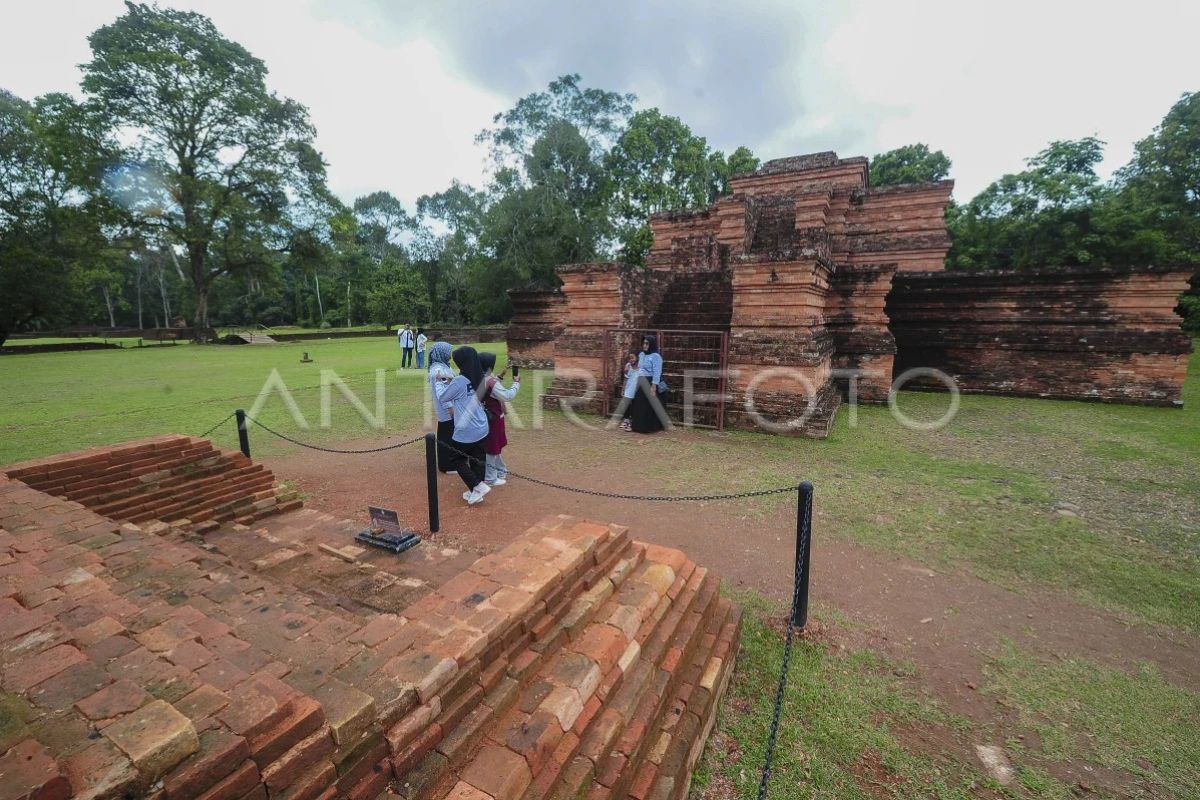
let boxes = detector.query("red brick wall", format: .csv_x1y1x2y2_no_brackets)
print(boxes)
888,267,1195,406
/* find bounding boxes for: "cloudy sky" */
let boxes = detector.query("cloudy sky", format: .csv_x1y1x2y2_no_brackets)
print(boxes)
3,0,1197,209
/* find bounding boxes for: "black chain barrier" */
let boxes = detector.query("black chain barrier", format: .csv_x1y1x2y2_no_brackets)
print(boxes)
198,412,237,439
437,437,799,502
196,408,811,800
241,416,425,454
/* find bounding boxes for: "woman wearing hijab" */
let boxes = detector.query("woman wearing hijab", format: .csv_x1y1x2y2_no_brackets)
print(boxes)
629,335,666,434
438,346,492,504
427,341,457,472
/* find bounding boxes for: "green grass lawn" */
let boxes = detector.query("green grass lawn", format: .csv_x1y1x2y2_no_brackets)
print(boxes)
2,338,1198,630
2,337,1198,798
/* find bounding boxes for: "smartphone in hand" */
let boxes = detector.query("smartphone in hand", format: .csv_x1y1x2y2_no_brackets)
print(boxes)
512,365,520,379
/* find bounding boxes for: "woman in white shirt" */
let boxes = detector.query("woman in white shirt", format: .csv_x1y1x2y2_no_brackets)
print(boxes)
415,329,428,369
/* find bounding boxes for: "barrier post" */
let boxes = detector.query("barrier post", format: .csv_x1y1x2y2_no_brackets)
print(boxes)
235,409,251,459
424,433,440,533
793,481,813,628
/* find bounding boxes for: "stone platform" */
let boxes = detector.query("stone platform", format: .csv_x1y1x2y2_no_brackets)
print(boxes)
0,438,740,800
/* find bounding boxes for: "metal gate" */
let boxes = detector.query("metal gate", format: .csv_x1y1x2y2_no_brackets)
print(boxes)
602,328,730,430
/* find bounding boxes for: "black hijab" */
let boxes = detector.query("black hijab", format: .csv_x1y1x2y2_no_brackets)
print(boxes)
642,335,658,354
479,352,497,374
452,346,485,390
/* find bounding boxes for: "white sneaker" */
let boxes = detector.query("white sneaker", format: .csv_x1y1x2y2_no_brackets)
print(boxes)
464,489,485,505
474,483,491,497
491,477,507,486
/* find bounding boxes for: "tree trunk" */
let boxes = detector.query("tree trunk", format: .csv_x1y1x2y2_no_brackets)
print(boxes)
102,286,116,327
135,264,144,330
314,274,324,322
194,286,209,340
159,265,171,324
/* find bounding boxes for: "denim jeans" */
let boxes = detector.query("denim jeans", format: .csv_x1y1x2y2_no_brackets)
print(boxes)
416,350,425,369
485,453,508,483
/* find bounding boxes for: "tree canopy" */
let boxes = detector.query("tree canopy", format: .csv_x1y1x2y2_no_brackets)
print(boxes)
81,1,336,332
1,3,1194,337
869,143,951,186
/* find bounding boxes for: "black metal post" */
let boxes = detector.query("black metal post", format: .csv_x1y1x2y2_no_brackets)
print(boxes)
792,481,813,628
235,409,251,459
424,433,440,534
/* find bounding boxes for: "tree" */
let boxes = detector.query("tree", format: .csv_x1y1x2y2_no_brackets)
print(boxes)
708,146,760,201
416,181,487,322
1113,91,1200,262
476,74,635,174
605,110,757,263
477,121,609,320
0,90,119,344
947,138,1105,269
81,2,335,334
869,143,951,186
353,191,412,262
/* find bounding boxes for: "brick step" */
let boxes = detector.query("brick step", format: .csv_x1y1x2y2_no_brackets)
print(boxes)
15,440,217,497
425,556,723,800
511,565,721,800
83,458,262,514
92,464,273,520
66,458,233,506
152,474,280,523
636,597,741,800
337,521,647,800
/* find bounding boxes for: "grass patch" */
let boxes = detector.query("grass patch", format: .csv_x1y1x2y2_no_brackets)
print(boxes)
2,339,1198,631
984,642,1200,798
704,593,1001,799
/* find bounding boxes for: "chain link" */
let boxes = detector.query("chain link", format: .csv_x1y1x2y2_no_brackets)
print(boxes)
198,412,237,439
437,438,798,502
246,417,425,454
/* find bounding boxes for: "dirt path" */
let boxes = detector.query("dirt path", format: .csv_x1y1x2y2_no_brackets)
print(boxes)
264,427,1200,718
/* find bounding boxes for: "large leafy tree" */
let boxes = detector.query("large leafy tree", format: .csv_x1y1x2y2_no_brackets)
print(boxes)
81,2,335,334
0,90,120,344
947,138,1106,269
605,110,757,263
869,143,951,186
477,121,609,320
476,74,635,174
416,181,487,323
353,191,412,262
1113,91,1200,262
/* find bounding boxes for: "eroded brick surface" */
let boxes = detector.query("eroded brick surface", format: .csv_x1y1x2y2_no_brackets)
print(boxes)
0,460,739,800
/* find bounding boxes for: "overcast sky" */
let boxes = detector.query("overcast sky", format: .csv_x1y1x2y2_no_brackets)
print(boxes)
3,0,1197,210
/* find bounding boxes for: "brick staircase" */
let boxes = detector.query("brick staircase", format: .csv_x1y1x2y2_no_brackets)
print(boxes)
0,443,739,800
649,271,732,333
638,271,733,428
2,435,300,530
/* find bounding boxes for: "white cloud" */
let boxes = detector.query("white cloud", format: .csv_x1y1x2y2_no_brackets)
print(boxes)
0,0,505,210
2,0,1198,206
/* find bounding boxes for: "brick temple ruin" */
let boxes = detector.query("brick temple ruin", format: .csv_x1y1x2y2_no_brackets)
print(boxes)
508,152,1195,436
0,436,737,800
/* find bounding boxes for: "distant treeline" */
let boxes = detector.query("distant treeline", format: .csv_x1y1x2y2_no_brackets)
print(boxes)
1,3,1196,345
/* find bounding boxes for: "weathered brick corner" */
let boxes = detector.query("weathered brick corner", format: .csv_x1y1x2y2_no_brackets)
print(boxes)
0,440,740,800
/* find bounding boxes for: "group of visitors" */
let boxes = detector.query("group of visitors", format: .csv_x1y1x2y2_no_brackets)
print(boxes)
427,341,520,505
424,333,665,506
397,324,427,368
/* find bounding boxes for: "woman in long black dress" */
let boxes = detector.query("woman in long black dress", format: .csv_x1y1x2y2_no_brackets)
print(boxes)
629,335,666,434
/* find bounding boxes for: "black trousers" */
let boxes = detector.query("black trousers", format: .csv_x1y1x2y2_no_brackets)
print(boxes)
448,438,486,490
436,419,455,472
401,346,415,368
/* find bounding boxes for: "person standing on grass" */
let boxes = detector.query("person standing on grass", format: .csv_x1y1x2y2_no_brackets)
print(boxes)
398,324,415,368
439,346,491,504
630,334,666,434
478,352,520,486
415,328,428,369
427,341,457,473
